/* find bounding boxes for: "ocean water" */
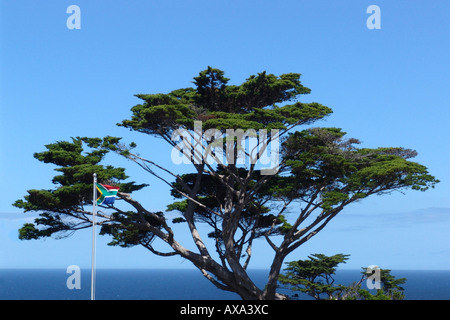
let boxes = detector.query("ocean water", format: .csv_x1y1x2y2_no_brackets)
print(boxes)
0,268,449,300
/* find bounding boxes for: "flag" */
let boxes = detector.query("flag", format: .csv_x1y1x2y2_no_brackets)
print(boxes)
96,183,120,205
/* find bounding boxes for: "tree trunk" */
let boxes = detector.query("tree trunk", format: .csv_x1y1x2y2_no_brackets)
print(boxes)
263,250,286,300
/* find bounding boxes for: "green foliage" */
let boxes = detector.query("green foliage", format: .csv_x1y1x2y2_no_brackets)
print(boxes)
118,66,332,134
99,211,164,248
281,127,438,214
276,215,293,234
278,253,407,300
13,136,148,240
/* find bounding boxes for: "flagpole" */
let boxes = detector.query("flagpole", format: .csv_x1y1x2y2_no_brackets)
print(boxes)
91,173,97,301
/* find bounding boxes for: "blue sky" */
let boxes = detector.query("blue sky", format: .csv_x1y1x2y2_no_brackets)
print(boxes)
1,0,449,272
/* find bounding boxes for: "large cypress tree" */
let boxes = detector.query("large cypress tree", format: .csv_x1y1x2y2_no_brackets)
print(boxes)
14,67,438,299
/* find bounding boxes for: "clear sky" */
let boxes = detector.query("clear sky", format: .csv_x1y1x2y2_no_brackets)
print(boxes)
1,0,449,271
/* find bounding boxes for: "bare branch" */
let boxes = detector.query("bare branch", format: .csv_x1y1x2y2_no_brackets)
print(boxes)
200,269,233,292
140,241,178,257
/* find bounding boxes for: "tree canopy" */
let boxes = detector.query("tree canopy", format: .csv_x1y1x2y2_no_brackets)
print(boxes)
14,67,438,299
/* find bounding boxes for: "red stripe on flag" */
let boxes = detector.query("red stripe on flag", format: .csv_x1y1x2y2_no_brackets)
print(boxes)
100,184,120,191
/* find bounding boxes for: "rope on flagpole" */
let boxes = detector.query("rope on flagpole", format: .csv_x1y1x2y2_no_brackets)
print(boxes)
91,173,97,300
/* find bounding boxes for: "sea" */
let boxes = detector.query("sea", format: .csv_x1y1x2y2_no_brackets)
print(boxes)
0,268,449,300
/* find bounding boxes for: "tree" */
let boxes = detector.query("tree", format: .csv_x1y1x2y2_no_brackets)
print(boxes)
278,253,407,300
14,67,438,300
344,268,407,300
278,253,350,300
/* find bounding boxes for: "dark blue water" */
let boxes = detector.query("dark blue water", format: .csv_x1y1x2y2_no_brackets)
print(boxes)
0,269,449,300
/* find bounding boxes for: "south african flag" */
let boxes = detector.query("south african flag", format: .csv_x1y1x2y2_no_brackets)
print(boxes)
96,183,120,205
